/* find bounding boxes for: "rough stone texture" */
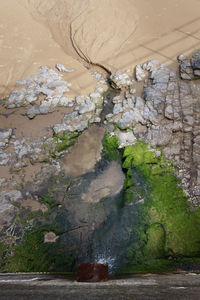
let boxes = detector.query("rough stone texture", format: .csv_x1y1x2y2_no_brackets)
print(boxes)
115,130,136,148
105,53,200,205
111,69,133,87
135,64,146,81
44,232,59,243
6,66,73,118
0,129,12,148
53,92,103,134
0,190,22,231
178,50,200,80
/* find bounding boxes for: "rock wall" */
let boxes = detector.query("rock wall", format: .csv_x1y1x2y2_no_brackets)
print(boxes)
0,51,200,273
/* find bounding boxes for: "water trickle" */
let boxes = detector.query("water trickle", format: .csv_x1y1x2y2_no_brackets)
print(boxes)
100,88,119,123
83,169,149,274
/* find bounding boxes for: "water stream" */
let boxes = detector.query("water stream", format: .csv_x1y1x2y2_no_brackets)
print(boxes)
63,166,149,274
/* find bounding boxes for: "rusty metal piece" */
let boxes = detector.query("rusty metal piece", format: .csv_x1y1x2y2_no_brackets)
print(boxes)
77,263,108,282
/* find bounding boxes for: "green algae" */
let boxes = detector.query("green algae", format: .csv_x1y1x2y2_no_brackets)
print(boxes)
120,141,200,272
0,242,10,272
0,175,74,273
102,135,200,272
41,195,59,209
122,169,146,204
0,227,75,273
103,133,121,161
49,131,80,158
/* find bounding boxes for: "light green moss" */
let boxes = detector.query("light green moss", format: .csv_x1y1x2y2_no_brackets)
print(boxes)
144,223,165,258
123,169,136,203
49,131,80,158
121,141,200,272
123,169,135,188
103,133,121,161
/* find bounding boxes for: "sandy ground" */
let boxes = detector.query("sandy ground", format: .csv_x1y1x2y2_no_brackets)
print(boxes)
1,0,200,99
0,0,96,99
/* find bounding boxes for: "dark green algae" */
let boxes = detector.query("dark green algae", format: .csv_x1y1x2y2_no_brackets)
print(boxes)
0,229,75,273
0,177,76,273
1,133,200,274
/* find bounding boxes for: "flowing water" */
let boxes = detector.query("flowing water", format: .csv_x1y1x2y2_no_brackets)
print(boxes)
59,165,149,273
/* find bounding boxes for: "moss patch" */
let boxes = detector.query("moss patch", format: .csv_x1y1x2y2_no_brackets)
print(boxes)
41,195,59,209
120,141,200,272
123,169,147,205
49,131,80,158
1,228,75,273
103,133,121,161
0,173,74,273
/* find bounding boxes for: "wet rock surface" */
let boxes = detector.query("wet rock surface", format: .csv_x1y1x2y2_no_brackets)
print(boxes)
0,51,200,273
81,161,125,203
61,125,105,177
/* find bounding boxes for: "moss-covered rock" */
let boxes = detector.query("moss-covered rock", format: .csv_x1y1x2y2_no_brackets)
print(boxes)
1,134,200,274
103,135,200,272
2,228,75,273
103,133,121,161
144,223,165,259
0,174,74,273
120,141,200,272
49,131,80,158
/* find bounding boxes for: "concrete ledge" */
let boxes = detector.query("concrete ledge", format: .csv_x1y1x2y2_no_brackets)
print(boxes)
0,273,200,299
